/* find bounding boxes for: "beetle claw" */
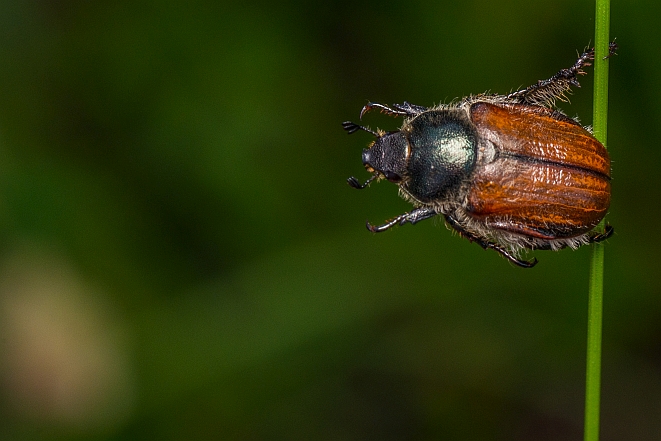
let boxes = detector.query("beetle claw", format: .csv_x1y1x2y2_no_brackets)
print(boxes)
513,257,538,268
490,244,539,268
366,215,402,233
360,103,374,119
361,102,411,119
589,224,614,243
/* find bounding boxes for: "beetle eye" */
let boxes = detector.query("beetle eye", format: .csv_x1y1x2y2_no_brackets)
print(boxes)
383,171,402,182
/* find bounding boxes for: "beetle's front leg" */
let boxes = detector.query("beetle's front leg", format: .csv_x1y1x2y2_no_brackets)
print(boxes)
360,101,428,119
392,102,429,116
445,214,538,268
506,41,617,107
366,207,437,233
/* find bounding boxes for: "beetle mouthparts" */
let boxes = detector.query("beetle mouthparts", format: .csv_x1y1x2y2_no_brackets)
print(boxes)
359,104,372,120
361,149,372,166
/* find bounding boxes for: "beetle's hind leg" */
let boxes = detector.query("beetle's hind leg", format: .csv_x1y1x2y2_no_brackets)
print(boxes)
520,226,612,256
531,224,614,251
588,224,614,243
506,41,618,107
445,214,538,268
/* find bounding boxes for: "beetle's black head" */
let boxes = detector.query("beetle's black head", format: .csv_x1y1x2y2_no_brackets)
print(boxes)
362,132,409,183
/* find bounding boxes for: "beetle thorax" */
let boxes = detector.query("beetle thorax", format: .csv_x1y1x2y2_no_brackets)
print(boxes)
401,110,478,204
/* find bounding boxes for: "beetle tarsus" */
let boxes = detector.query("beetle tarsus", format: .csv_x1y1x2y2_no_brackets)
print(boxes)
392,102,428,116
367,207,437,232
445,214,538,268
361,101,428,119
366,216,402,233
518,257,538,268
497,250,538,268
506,40,618,107
481,237,539,268
361,102,407,119
588,224,614,243
604,41,618,59
367,218,397,233
401,207,437,225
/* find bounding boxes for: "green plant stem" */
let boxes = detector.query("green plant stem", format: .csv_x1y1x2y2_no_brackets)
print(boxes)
585,1,610,441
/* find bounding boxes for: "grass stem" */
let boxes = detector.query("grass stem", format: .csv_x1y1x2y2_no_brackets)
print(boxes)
584,1,611,440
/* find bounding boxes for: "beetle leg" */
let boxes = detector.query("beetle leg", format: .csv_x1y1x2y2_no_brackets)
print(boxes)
366,207,437,233
342,121,379,136
360,101,428,119
445,214,538,268
532,224,614,251
392,102,429,116
361,102,408,119
506,41,618,107
399,206,438,225
587,224,614,243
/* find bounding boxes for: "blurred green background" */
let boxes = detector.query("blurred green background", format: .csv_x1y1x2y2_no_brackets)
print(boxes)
0,0,659,440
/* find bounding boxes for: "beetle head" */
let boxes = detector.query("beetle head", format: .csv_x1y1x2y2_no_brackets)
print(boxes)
362,132,409,183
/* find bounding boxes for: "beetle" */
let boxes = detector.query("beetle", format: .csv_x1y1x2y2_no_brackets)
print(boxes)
343,43,616,267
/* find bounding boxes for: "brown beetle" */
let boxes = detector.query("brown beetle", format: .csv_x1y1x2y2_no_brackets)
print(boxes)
343,43,616,267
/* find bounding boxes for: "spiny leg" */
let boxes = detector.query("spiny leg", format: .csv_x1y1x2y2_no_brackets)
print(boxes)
360,101,428,119
506,41,618,107
344,101,428,134
366,206,437,233
445,214,538,268
531,224,614,251
391,102,429,116
588,224,614,243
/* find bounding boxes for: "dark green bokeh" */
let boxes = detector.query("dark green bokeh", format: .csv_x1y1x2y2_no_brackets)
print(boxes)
0,1,659,440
